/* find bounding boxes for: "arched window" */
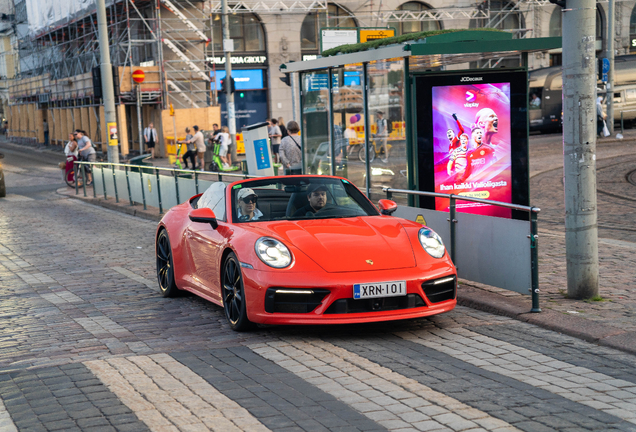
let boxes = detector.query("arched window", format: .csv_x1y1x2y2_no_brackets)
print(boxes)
301,4,357,53
548,5,603,40
389,2,441,36
470,1,521,31
631,5,636,52
212,12,266,52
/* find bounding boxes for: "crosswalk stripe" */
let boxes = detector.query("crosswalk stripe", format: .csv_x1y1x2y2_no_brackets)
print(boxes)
250,338,519,432
85,354,270,432
397,327,636,425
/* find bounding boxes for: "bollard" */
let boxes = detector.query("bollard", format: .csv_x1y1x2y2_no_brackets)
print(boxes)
139,169,147,210
156,168,163,214
111,164,119,203
125,165,133,206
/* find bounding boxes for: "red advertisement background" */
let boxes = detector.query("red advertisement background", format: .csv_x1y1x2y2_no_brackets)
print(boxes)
432,82,512,218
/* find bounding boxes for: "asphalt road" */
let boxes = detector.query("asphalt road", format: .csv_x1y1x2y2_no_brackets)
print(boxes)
1,140,636,432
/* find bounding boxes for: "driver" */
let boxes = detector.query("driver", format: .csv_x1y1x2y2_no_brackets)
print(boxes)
293,184,329,217
237,188,263,221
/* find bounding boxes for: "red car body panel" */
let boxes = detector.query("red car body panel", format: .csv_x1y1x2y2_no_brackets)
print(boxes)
156,176,457,326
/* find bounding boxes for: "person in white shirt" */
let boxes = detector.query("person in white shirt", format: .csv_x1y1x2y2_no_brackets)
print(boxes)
217,126,231,169
64,133,78,157
186,125,206,170
143,123,158,159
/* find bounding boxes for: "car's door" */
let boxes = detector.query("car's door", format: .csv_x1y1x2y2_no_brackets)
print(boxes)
185,221,229,302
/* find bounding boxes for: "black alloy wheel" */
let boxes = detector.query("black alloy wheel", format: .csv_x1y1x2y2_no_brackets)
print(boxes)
222,252,254,331
156,229,178,297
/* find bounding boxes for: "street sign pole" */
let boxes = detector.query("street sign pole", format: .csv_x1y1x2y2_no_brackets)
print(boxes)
96,0,119,163
133,70,146,155
606,0,615,134
222,0,237,165
562,0,599,299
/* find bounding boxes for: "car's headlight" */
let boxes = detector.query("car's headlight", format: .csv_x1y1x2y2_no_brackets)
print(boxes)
255,237,292,268
418,228,445,259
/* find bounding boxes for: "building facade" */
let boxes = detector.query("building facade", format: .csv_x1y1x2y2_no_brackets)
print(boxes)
4,0,636,155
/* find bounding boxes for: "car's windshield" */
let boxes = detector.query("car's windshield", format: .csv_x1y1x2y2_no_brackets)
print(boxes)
231,177,379,222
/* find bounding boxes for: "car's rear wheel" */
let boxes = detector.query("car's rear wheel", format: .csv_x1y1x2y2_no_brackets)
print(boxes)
222,252,254,331
156,229,178,297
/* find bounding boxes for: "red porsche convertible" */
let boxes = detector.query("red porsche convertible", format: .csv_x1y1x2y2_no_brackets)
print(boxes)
156,175,457,331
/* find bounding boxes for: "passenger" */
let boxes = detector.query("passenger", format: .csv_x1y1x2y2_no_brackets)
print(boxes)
237,188,263,222
293,184,328,217
530,93,541,108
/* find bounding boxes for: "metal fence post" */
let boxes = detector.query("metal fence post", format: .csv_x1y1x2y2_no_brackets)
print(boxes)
74,161,79,195
92,163,97,198
101,165,108,200
156,168,163,214
174,171,180,204
139,169,147,210
530,208,541,313
81,165,87,197
111,164,119,203
125,165,133,206
449,195,457,265
195,171,199,194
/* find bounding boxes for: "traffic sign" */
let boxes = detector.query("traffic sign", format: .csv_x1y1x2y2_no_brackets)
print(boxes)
359,29,395,43
132,69,145,83
601,58,610,82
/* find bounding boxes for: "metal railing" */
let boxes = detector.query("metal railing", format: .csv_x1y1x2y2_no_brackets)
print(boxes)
383,187,541,313
73,161,258,214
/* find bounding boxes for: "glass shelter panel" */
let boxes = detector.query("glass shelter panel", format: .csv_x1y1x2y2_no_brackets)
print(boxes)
367,59,408,204
332,64,366,188
302,71,331,175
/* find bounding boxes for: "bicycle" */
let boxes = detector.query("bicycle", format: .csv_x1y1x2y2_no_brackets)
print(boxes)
61,154,80,187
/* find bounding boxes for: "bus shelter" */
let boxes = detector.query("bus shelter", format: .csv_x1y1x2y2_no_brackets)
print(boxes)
281,30,561,207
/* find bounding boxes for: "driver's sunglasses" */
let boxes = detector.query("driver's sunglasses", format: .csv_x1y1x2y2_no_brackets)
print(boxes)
242,196,258,204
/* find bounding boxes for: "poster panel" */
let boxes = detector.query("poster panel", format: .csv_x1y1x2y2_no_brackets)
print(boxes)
431,82,512,218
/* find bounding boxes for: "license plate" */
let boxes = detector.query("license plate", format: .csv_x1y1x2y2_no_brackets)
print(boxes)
353,280,406,300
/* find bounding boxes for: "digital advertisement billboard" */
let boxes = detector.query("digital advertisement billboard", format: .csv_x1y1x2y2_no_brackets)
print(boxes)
415,70,529,219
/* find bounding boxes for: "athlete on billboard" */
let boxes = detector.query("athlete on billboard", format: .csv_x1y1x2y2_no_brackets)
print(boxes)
446,113,465,153
470,126,482,150
460,112,499,182
447,133,469,178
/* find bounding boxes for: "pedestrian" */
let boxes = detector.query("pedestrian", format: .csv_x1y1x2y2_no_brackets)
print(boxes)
64,133,78,157
218,126,231,169
74,130,95,185
596,96,606,137
268,118,282,163
43,119,49,146
279,121,302,175
375,111,389,163
186,125,206,170
144,122,158,159
181,127,196,169
278,117,288,138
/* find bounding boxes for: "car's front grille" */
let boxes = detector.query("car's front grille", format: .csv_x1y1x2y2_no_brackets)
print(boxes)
421,276,456,303
265,288,330,313
324,294,426,314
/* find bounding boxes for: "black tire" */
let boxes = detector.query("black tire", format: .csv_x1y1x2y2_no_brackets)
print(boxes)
156,229,178,298
209,162,219,172
222,252,254,331
359,144,376,162
64,167,76,188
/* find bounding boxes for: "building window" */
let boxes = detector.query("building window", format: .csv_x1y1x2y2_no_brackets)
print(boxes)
389,2,441,36
549,5,603,40
630,5,636,53
301,4,357,53
212,12,265,52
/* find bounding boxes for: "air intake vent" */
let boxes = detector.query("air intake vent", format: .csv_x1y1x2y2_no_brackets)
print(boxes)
421,276,456,303
264,288,330,313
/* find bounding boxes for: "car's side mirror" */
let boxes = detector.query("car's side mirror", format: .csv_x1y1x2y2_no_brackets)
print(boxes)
189,207,218,229
378,199,398,216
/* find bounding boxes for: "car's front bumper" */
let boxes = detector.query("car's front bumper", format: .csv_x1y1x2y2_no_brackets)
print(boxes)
242,264,457,325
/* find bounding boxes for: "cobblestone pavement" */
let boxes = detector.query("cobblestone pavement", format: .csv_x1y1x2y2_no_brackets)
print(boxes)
2,139,636,431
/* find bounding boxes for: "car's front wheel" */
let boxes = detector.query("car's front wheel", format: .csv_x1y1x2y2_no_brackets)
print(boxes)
222,252,254,331
156,229,178,297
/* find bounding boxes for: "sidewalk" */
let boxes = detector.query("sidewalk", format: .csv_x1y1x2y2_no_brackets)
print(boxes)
4,134,636,355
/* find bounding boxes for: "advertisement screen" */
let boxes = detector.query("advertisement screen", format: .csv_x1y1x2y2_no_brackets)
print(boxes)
212,69,264,90
432,82,512,218
415,69,529,220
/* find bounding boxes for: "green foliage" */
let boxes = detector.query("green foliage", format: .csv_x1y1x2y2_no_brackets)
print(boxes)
321,28,503,57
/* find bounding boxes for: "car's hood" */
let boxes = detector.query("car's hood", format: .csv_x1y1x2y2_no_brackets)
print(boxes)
253,217,416,273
